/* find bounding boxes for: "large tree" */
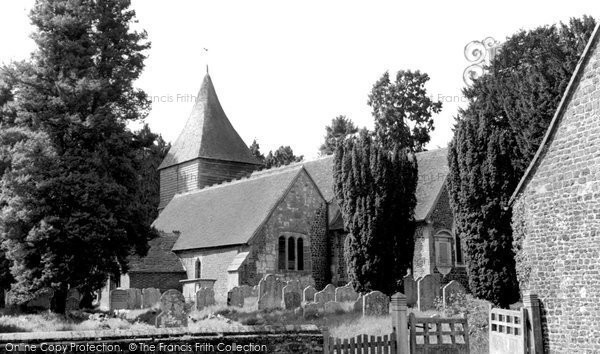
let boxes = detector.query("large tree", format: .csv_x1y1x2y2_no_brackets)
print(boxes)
319,115,358,155
368,70,442,151
0,0,156,313
333,130,417,295
448,16,596,307
264,145,303,169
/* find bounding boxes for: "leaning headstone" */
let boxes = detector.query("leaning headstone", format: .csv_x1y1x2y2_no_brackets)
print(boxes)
303,302,323,319
314,284,335,304
156,289,187,328
335,283,359,302
353,295,363,312
303,285,317,302
142,288,161,309
196,288,215,310
110,289,129,311
126,288,142,309
65,297,79,312
442,280,466,307
258,274,285,310
324,301,343,314
363,291,390,316
417,273,442,311
403,275,417,307
228,287,244,307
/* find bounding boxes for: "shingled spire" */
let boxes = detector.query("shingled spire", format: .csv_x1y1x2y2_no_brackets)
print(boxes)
159,74,260,169
158,74,261,209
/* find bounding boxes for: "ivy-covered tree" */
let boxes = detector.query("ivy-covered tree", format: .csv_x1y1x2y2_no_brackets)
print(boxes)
333,130,417,295
368,70,442,151
264,145,303,169
448,16,596,307
0,0,156,313
319,115,358,155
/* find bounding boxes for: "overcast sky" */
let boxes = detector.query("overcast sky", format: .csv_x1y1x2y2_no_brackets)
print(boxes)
1,1,598,159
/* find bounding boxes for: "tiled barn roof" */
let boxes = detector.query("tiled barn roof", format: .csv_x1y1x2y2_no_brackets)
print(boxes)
155,166,308,251
158,74,261,170
128,234,185,273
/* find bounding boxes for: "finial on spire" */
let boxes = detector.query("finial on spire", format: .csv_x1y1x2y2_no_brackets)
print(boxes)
201,47,209,75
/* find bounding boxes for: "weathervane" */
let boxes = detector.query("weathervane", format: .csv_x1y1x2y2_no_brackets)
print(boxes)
201,47,209,73
463,37,501,86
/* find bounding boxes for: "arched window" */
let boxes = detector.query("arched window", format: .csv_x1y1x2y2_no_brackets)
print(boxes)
287,236,296,270
434,231,453,267
297,238,304,271
278,236,286,270
195,259,201,279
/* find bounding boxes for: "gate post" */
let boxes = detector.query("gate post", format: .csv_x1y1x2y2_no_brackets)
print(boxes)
523,293,544,354
391,292,409,354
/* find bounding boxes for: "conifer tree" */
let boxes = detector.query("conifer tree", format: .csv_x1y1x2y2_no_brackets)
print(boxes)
448,16,596,307
0,0,156,312
319,115,358,155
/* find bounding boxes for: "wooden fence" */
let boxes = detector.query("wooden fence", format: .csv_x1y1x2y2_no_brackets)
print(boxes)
324,331,397,353
409,313,469,354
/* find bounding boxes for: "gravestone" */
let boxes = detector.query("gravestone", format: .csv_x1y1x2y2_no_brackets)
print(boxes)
228,287,244,307
27,289,53,310
258,274,285,310
65,297,79,312
324,301,343,314
239,285,255,298
126,288,142,309
303,302,323,319
303,286,317,302
417,273,442,311
67,288,81,301
314,284,335,304
353,295,363,312
110,289,129,311
156,289,187,328
442,280,466,307
335,283,359,302
363,291,389,316
196,288,215,310
283,292,302,310
142,288,161,309
403,275,417,307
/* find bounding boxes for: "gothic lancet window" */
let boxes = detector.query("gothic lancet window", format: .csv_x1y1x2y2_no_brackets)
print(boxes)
297,238,304,271
278,236,286,270
288,236,296,270
195,259,201,279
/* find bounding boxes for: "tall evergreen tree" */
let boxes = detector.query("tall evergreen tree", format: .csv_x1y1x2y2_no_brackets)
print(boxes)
0,0,155,313
319,115,358,155
368,70,442,152
448,16,596,307
333,130,417,295
248,139,265,165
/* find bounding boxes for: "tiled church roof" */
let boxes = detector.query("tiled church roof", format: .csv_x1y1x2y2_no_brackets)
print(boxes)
158,74,261,170
154,166,308,251
128,234,185,273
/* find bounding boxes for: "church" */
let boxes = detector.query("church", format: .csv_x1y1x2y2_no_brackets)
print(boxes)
110,73,464,303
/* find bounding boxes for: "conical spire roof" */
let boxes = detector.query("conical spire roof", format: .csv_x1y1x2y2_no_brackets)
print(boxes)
159,74,261,169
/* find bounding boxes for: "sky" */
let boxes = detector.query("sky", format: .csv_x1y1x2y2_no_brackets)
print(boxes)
1,1,598,159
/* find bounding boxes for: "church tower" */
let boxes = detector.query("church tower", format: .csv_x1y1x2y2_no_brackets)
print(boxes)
158,73,261,209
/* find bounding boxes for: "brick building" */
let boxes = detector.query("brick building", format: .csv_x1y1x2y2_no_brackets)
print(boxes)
122,73,461,302
510,24,600,353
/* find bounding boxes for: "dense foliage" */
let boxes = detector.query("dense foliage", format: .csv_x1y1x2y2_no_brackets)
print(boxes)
448,16,596,307
249,140,303,169
0,0,158,312
333,130,417,295
319,115,358,155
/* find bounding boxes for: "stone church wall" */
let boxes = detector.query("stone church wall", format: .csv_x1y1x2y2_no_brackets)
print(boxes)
512,33,600,353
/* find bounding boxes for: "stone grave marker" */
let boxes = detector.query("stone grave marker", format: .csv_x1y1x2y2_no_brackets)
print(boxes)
196,288,215,310
324,301,343,314
403,275,417,307
228,287,244,307
417,273,441,311
110,289,129,311
67,288,81,301
27,289,53,310
303,302,323,319
258,274,285,310
239,285,255,298
303,285,317,302
335,283,359,302
363,291,389,316
314,284,335,304
142,288,161,309
353,295,363,312
442,280,466,307
126,288,142,309
65,297,79,312
283,291,302,310
156,289,187,328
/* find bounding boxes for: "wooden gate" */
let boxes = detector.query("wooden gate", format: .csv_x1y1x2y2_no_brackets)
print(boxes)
488,307,527,354
408,313,469,354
